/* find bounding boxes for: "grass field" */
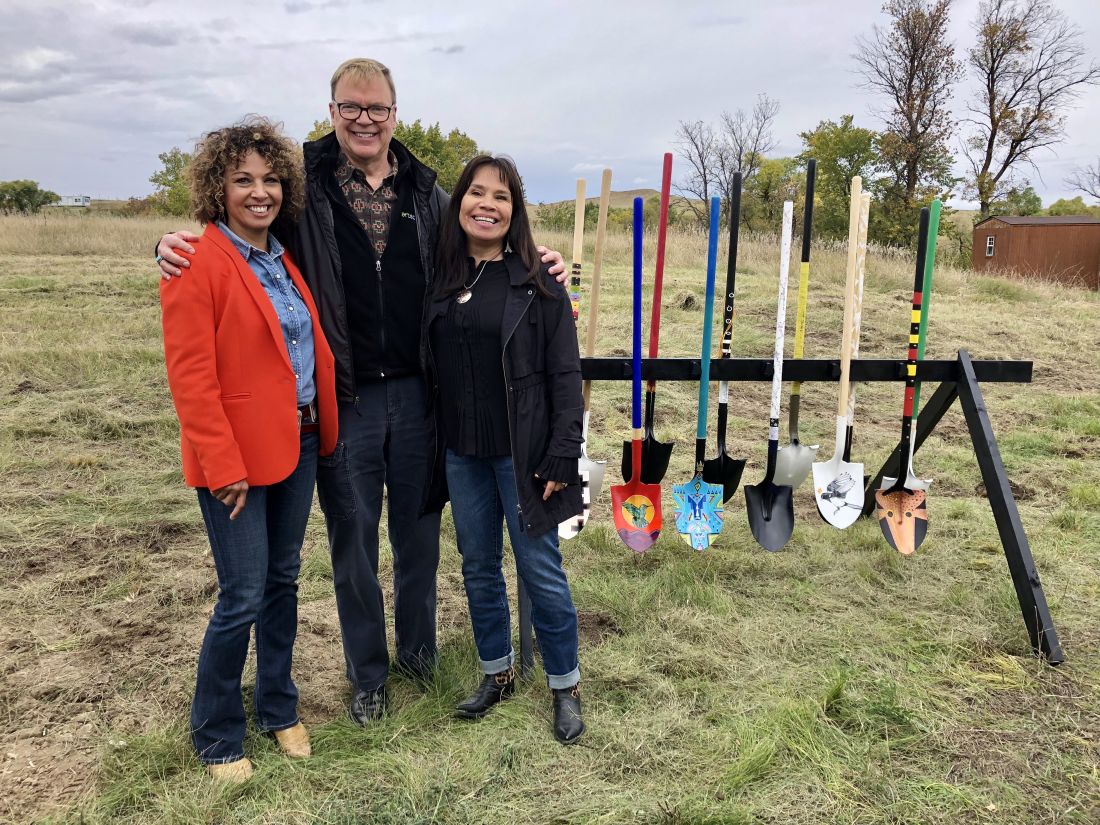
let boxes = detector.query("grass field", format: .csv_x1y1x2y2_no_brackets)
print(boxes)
1,212,1098,824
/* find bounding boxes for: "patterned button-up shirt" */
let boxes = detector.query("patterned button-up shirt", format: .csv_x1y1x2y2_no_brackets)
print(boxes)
335,150,399,256
216,222,317,407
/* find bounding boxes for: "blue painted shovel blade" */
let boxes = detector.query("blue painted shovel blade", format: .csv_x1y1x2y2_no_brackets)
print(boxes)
672,475,724,551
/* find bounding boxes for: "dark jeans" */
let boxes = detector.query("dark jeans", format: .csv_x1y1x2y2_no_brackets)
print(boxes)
316,375,440,691
445,451,580,688
190,431,318,765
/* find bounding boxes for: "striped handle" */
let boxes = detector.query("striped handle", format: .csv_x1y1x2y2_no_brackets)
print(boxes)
913,198,941,416
568,179,585,322
716,171,742,422
698,197,720,442
892,207,931,490
769,201,794,432
789,159,816,440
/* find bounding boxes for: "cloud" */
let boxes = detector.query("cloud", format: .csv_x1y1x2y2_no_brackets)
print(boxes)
632,177,648,184
570,162,606,173
431,44,463,54
284,0,349,13
112,24,177,47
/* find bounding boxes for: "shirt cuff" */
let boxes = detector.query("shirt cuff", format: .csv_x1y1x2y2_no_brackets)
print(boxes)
535,455,580,485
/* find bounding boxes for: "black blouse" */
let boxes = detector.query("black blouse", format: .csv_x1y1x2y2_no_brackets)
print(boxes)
429,259,511,457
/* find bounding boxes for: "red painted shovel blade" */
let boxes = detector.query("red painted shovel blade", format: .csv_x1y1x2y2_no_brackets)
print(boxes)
611,481,662,553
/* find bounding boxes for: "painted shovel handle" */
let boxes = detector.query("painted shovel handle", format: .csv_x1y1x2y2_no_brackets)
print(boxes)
697,197,720,452
632,197,644,433
582,168,612,413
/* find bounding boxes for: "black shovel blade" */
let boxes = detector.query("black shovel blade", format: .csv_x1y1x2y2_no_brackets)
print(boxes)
621,437,674,485
702,453,747,503
744,481,794,552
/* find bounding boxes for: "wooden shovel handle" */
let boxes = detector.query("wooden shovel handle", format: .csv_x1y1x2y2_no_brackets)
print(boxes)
581,169,612,412
836,176,863,419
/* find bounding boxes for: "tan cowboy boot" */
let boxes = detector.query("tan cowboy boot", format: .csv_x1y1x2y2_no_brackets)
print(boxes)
273,722,311,758
206,757,253,784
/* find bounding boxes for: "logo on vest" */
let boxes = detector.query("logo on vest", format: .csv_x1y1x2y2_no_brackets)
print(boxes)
401,211,416,221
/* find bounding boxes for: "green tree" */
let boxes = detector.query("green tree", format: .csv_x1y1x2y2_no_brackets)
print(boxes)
0,180,59,214
798,115,881,239
988,186,1042,216
394,120,480,194
305,119,332,142
742,157,800,231
1045,196,1100,218
149,148,192,217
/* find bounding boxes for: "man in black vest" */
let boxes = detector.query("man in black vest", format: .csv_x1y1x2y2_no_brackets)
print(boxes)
156,58,565,724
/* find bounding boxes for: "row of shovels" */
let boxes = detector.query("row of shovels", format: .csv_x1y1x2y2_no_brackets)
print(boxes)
560,153,943,558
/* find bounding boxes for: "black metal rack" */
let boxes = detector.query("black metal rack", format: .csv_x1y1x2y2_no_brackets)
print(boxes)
513,350,1063,678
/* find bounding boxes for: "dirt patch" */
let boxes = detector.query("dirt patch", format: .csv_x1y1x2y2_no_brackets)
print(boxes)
974,479,1036,501
577,610,622,647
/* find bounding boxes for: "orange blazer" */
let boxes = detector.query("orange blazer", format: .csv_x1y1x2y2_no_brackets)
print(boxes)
160,224,338,490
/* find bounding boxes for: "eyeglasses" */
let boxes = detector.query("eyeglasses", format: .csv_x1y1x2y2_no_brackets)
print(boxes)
333,102,394,123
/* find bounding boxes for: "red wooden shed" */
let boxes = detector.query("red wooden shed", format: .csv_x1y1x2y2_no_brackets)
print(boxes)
972,215,1100,290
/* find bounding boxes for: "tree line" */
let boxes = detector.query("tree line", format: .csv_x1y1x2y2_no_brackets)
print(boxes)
675,0,1099,247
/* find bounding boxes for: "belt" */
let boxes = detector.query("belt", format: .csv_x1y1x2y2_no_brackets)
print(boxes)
298,402,319,434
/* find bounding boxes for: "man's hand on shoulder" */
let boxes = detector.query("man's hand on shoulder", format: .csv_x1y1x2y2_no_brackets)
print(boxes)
157,231,202,280
537,246,567,283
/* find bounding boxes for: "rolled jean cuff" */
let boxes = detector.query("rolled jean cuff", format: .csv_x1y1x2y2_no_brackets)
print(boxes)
546,665,580,690
479,648,515,675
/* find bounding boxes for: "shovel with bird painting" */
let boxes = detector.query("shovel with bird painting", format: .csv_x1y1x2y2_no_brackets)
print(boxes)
611,198,663,552
673,197,724,551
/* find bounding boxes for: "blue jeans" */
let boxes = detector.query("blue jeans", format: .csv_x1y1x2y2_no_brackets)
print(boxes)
315,376,440,690
190,431,318,765
445,451,580,689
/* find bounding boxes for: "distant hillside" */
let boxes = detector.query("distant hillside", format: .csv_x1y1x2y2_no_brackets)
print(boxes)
536,188,659,210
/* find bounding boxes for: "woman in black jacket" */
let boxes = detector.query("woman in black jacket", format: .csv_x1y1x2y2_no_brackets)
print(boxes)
428,155,585,744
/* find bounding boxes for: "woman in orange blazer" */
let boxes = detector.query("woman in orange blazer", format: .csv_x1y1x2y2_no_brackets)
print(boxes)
160,117,337,784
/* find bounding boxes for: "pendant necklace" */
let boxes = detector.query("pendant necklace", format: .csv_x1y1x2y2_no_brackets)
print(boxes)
456,258,491,304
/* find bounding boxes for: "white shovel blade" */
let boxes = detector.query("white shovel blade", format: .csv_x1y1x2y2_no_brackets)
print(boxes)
774,443,819,488
558,467,592,540
583,456,607,501
881,473,932,492
812,458,865,529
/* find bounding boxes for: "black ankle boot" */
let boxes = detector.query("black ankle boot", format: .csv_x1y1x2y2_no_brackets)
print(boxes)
454,667,515,719
552,683,585,744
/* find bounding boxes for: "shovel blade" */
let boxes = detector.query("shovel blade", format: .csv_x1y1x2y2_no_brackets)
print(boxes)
702,453,747,502
882,473,931,492
874,488,928,556
811,458,865,530
621,438,674,485
581,456,607,501
774,443,818,488
558,468,592,540
672,475,724,551
611,480,663,553
744,481,794,552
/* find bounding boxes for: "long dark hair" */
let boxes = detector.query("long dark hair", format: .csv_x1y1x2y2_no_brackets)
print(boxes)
435,155,549,297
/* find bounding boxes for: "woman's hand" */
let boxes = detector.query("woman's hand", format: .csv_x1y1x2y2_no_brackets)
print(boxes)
212,479,249,520
535,475,569,501
157,231,201,279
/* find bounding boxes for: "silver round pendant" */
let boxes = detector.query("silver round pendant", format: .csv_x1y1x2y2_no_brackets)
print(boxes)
456,289,473,304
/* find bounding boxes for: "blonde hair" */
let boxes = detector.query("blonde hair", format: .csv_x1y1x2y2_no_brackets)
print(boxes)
329,58,396,103
188,115,305,230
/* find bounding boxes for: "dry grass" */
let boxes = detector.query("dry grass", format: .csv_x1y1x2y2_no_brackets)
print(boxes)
1,214,1098,824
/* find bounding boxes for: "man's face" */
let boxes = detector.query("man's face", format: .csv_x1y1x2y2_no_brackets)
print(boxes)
329,74,396,170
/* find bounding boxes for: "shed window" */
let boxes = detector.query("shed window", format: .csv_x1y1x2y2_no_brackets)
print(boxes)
985,235,995,257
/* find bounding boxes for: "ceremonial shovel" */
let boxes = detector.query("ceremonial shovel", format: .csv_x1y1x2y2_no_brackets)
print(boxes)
558,171,612,540
745,200,796,553
875,207,932,555
811,177,866,529
611,198,663,553
774,159,820,488
621,153,674,484
881,200,941,497
842,192,871,464
702,172,747,502
673,197,724,551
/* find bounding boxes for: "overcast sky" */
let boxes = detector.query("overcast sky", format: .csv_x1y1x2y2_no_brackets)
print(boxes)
2,0,1097,208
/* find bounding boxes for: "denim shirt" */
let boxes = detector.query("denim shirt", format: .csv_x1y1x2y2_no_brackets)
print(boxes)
216,222,316,406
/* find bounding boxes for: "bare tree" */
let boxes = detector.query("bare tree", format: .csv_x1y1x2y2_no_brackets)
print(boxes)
1066,158,1100,203
965,0,1100,218
855,0,961,207
674,119,719,225
718,94,780,223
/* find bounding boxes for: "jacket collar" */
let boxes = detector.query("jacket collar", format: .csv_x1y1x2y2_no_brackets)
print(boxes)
504,251,535,286
304,131,437,195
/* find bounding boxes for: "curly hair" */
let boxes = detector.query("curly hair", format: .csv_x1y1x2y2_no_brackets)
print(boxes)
188,116,305,235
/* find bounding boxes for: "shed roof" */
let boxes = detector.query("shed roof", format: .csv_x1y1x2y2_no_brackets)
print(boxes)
974,215,1100,228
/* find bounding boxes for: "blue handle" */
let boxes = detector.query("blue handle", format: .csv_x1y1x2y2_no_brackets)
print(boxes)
697,197,720,439
632,197,643,430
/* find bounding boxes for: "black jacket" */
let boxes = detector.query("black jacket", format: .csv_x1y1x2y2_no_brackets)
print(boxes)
427,256,584,537
292,132,449,401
